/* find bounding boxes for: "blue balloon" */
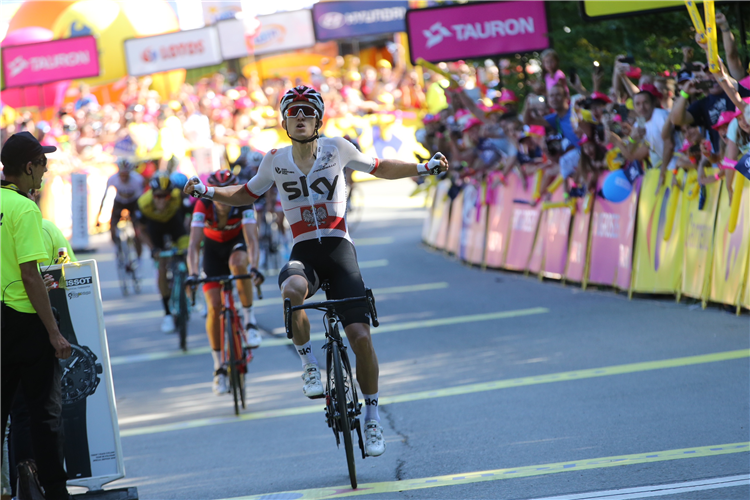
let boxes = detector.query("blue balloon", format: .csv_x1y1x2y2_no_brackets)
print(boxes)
602,170,632,203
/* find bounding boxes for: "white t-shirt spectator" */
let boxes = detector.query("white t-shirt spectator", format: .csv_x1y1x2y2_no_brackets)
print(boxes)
727,118,750,156
643,108,678,169
183,112,212,147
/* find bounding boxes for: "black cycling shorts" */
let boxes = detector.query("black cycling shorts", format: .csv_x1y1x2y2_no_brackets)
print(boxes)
203,233,247,278
110,200,139,226
278,237,369,327
143,215,186,252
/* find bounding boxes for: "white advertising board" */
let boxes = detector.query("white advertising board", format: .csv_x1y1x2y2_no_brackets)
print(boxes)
251,9,316,56
124,27,223,77
47,261,125,489
217,18,249,60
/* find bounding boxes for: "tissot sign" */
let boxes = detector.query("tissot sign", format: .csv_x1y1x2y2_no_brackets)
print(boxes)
406,1,549,64
313,1,409,41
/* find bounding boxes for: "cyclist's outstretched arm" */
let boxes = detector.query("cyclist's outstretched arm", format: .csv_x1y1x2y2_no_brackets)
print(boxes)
335,136,449,180
184,178,257,206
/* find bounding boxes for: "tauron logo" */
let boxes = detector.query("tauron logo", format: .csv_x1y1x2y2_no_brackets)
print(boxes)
423,22,452,49
66,276,93,287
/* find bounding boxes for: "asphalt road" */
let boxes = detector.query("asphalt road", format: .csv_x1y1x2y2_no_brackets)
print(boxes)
75,179,748,500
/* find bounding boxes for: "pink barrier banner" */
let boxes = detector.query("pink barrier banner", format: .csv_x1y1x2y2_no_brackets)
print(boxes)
424,180,451,246
588,175,640,288
529,188,571,278
505,174,542,271
2,36,99,88
446,190,464,255
565,197,592,283
485,174,516,268
406,1,549,64
460,182,488,265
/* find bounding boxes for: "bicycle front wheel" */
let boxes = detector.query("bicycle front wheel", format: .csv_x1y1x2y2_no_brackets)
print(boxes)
332,343,357,489
225,309,242,416
177,274,188,352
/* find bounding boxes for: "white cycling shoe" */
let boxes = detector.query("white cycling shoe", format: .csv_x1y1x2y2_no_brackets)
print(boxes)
364,420,386,457
212,370,228,395
161,315,175,333
301,363,324,399
245,324,262,348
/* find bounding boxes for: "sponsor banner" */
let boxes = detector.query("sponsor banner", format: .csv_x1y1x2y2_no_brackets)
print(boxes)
709,180,750,306
424,180,450,246
527,203,546,275
681,177,721,299
505,173,542,271
459,182,487,265
565,197,592,283
217,18,249,59
485,173,515,269
2,36,99,88
632,170,685,294
124,27,223,77
47,261,124,489
588,173,639,288
202,0,243,25
446,190,464,255
542,189,572,279
581,1,689,21
406,0,549,64
313,1,408,41
251,10,316,56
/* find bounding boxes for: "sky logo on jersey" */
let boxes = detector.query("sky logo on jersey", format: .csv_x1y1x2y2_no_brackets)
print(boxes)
282,175,339,201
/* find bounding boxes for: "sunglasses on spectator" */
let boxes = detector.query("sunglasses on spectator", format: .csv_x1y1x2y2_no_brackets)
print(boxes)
153,192,171,199
285,105,318,119
32,156,47,168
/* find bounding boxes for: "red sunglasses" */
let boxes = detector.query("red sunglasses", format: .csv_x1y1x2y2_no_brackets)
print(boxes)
285,104,318,119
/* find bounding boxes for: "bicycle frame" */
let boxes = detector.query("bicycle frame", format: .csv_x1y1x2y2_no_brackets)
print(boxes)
219,280,248,373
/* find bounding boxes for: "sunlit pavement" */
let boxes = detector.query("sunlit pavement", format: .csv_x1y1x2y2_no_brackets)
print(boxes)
77,179,748,500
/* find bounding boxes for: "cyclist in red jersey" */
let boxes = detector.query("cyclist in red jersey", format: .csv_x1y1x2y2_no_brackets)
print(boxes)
185,170,264,395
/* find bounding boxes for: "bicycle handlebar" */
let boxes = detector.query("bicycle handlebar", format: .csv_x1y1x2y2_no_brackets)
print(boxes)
188,273,263,305
283,289,379,339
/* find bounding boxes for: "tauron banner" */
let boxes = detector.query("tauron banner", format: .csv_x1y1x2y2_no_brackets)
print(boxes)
406,1,549,64
47,260,125,489
313,1,409,41
1,36,99,89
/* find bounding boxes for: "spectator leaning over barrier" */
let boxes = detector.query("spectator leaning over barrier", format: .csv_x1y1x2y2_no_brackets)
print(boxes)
1,131,72,500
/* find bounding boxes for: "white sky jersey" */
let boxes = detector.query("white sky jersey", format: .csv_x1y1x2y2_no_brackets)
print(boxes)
107,171,144,204
245,137,379,244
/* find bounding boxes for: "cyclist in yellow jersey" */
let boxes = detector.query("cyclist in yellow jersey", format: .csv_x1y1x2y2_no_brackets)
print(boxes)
137,172,189,332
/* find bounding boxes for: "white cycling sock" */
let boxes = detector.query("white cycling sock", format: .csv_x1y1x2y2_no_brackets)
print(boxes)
363,393,379,422
294,341,317,368
242,305,257,327
211,350,222,371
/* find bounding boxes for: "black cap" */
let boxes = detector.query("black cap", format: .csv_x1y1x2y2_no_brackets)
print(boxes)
1,131,56,167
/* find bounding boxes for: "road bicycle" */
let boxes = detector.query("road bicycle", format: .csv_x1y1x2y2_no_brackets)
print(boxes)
283,283,379,489
159,248,190,351
192,273,258,415
115,211,141,296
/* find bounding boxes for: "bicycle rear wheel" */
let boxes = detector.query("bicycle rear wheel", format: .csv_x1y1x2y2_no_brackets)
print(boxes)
126,234,141,294
332,342,357,489
225,309,242,416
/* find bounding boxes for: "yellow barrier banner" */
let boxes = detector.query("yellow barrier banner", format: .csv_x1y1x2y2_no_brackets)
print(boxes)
743,249,750,309
681,178,721,300
631,170,685,294
709,179,750,306
446,190,464,255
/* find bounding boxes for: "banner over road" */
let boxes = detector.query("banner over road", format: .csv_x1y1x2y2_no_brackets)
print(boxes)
124,27,223,77
313,1,408,41
406,1,549,64
2,36,99,89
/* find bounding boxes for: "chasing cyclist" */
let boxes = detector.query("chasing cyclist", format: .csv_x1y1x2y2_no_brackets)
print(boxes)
137,172,189,333
185,170,264,395
96,158,145,259
185,85,448,457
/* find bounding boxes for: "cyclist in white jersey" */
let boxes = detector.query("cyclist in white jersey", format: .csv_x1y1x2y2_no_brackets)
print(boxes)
96,158,145,258
185,85,447,457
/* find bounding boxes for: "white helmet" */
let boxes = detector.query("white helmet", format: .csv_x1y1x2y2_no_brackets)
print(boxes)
279,85,325,119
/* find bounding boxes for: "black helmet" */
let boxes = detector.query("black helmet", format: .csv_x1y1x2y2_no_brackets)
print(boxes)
207,170,236,187
149,172,173,193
